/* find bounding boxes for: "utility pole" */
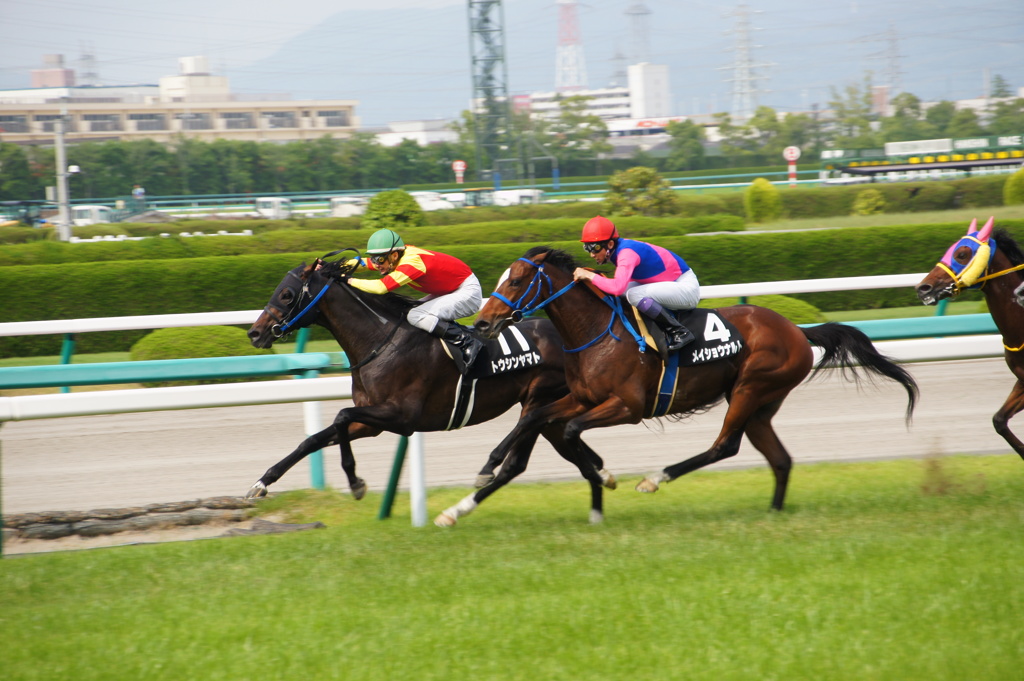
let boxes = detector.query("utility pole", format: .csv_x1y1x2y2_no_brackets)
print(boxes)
54,100,73,241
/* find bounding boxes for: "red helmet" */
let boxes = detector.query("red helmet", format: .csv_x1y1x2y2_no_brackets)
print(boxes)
580,215,619,242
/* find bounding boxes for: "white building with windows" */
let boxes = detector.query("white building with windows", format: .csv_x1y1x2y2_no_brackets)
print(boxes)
515,62,672,122
0,56,359,145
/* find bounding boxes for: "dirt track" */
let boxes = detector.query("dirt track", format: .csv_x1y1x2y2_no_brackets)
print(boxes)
1,358,1016,515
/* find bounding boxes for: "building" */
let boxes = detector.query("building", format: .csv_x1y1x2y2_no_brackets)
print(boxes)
375,119,458,147
515,62,672,122
0,56,359,146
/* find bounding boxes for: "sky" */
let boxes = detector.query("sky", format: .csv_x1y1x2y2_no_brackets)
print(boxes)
2,0,1023,127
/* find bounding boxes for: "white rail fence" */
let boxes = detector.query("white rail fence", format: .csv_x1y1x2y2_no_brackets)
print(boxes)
0,272,999,528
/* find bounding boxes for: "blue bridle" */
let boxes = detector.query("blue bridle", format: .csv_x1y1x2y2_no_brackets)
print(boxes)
492,256,646,353
269,270,332,338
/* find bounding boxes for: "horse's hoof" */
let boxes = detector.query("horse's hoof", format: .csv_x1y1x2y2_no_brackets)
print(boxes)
635,476,660,494
474,474,495,489
599,468,617,490
434,512,457,528
245,481,268,499
351,478,367,501
589,510,604,524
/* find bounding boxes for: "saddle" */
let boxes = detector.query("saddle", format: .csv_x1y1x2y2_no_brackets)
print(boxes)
437,325,544,430
631,306,744,366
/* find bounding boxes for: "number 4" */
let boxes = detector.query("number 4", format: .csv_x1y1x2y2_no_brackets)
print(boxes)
703,313,731,343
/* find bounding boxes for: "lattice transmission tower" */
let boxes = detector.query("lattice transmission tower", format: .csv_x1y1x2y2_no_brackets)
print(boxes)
467,0,518,180
555,0,587,91
719,4,772,123
625,1,651,64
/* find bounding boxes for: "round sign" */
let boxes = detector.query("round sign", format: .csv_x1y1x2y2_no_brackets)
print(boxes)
783,146,801,162
452,160,467,172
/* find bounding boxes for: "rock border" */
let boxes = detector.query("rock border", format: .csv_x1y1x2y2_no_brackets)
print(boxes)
3,496,258,542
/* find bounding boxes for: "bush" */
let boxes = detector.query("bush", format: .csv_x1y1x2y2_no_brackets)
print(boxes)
603,166,681,216
700,294,825,325
743,178,782,223
362,189,426,231
852,188,887,216
1004,168,1024,206
129,326,274,388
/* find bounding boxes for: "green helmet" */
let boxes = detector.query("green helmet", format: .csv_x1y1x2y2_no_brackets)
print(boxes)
366,228,405,255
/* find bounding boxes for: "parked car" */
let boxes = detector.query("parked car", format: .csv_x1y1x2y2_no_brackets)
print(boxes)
329,196,369,217
71,205,115,226
254,197,293,220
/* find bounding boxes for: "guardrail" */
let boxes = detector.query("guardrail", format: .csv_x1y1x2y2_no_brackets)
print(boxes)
1,270,998,546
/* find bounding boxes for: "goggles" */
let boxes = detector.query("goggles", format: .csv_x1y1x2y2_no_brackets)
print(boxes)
369,253,391,266
582,242,606,254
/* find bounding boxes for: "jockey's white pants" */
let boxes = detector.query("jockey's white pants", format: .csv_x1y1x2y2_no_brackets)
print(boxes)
623,269,701,311
407,274,483,333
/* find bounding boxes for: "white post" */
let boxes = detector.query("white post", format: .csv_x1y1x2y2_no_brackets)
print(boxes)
409,432,427,527
54,101,72,242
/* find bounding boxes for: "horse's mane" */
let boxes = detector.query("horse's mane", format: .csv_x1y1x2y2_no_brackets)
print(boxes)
524,245,581,273
314,258,419,315
995,228,1024,266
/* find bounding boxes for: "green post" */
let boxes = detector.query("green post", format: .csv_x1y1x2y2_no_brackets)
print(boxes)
935,299,949,316
295,327,311,353
378,436,409,520
59,333,75,394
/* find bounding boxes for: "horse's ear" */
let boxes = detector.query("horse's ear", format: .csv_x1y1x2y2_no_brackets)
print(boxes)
977,216,995,242
965,218,977,235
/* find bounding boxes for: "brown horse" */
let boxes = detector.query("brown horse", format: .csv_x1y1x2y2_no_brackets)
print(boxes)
435,246,919,526
916,217,1024,460
245,255,615,520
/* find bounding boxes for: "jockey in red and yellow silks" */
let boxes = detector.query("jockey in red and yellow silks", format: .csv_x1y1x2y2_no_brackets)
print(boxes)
350,228,483,372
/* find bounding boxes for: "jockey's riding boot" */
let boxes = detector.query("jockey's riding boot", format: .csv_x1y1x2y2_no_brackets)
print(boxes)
637,297,694,352
655,311,695,351
433,321,484,372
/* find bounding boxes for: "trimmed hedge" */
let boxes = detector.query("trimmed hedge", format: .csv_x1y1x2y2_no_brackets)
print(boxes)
5,219,1021,357
130,326,274,387
0,215,744,266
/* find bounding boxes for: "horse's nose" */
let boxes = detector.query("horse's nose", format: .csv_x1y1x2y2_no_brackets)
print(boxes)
474,319,491,336
247,326,260,341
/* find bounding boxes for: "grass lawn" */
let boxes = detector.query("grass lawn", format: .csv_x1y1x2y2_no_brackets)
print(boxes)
2,455,1023,681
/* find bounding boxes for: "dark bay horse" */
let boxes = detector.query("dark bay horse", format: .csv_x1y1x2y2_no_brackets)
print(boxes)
439,246,919,526
245,256,615,521
916,217,1024,460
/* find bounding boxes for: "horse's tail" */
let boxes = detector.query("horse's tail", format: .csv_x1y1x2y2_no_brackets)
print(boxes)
801,322,919,423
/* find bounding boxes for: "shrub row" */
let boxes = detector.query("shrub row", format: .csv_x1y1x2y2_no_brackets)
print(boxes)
0,215,744,266
0,174,1009,250
4,220,1019,357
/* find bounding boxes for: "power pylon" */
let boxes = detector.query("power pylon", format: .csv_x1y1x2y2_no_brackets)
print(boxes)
719,4,772,123
555,0,587,91
625,1,651,64
467,0,518,180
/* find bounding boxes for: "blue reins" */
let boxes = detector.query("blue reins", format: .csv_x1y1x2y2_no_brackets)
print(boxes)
270,272,332,338
497,256,646,353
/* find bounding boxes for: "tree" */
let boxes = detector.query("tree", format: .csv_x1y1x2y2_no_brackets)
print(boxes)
987,98,1024,135
924,101,957,137
828,75,880,149
879,93,936,143
603,166,680,216
362,189,425,230
945,108,986,138
991,74,1013,98
546,95,613,173
0,143,33,200
664,119,706,171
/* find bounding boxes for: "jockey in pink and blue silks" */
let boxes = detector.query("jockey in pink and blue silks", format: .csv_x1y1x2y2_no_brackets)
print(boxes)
573,215,700,350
